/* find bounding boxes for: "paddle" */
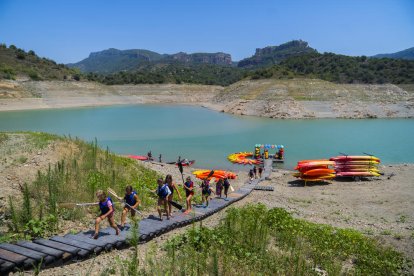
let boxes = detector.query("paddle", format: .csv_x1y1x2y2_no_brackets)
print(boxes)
58,202,98,208
339,152,348,156
363,152,374,156
144,187,183,210
107,188,142,214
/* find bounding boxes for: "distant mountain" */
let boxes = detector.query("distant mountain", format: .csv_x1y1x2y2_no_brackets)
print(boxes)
237,40,317,68
0,43,78,81
68,48,233,73
372,47,414,60
165,52,232,66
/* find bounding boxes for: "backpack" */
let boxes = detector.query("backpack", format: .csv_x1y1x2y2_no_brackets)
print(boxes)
157,184,169,198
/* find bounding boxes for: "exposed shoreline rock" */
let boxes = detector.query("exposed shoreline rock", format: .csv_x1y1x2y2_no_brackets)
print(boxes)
0,79,413,119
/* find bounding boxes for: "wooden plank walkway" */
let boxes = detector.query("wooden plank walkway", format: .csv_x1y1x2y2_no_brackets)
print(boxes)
0,159,273,274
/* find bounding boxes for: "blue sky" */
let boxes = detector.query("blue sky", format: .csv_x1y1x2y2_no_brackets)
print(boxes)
0,0,413,63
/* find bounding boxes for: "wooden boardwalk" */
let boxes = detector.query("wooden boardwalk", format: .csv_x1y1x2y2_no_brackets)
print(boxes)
0,159,273,274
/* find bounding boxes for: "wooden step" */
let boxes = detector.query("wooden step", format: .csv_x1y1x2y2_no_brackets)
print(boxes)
0,259,15,274
34,239,89,259
64,234,113,251
0,243,54,265
0,248,35,269
17,241,70,261
50,236,102,254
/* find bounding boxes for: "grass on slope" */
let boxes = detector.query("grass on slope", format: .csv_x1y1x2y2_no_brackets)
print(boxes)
110,204,410,276
1,132,161,241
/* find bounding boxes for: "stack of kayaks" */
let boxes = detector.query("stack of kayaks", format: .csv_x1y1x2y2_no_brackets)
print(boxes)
294,160,336,182
227,152,262,165
330,155,381,177
192,170,237,180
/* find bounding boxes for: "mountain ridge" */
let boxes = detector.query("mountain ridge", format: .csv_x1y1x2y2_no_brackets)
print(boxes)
67,48,233,73
237,40,318,68
371,46,414,60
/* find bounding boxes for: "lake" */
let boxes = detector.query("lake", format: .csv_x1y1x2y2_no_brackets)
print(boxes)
0,105,413,170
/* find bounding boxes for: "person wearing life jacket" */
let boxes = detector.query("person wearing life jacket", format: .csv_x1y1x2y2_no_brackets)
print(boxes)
183,176,194,214
216,178,224,198
165,174,182,217
201,179,215,208
93,190,120,239
223,177,231,199
120,185,140,228
156,177,171,220
249,169,254,181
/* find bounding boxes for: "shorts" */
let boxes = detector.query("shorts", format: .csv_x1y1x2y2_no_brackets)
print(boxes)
101,211,114,219
202,190,211,196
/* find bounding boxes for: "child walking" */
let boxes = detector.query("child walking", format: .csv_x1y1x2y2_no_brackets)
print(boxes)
216,178,224,198
120,185,140,228
223,177,230,199
165,174,182,217
93,190,120,239
201,179,215,207
156,177,171,220
183,176,194,214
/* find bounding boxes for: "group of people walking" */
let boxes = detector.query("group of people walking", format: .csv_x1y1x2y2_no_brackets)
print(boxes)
156,174,231,220
249,166,264,181
93,174,232,238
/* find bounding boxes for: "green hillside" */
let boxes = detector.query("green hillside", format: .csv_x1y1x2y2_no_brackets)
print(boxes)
0,43,79,81
237,40,317,68
86,63,245,86
372,47,414,60
250,52,414,84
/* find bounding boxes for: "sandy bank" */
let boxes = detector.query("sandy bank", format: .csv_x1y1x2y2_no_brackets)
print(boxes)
1,79,414,118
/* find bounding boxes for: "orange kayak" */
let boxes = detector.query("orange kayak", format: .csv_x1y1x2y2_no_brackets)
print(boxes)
303,168,335,176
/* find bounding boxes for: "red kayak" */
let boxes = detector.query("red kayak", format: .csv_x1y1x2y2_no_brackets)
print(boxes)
175,160,195,167
127,155,149,161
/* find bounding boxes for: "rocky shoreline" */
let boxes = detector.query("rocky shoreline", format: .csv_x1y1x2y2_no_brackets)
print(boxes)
1,79,414,119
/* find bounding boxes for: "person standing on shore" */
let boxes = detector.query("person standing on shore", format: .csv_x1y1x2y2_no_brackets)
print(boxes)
253,166,257,179
159,154,162,163
258,167,263,178
165,174,182,216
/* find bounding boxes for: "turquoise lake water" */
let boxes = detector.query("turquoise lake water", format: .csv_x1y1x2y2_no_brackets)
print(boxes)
0,105,413,170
